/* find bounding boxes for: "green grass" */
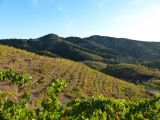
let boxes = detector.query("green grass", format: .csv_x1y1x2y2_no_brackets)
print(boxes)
0,79,160,120
144,80,160,90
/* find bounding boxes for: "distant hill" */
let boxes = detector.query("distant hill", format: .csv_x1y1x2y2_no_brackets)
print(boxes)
102,63,160,93
103,64,160,83
0,34,160,64
0,45,150,107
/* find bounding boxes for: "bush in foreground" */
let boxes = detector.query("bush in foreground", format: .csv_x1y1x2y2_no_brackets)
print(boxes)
0,78,160,120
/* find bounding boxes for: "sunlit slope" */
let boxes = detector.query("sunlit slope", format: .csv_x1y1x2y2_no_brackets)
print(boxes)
0,45,149,103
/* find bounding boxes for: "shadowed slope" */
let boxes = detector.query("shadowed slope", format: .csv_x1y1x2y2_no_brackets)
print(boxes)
1,34,160,64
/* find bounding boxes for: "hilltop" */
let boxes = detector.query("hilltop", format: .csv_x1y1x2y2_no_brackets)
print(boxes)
0,34,160,64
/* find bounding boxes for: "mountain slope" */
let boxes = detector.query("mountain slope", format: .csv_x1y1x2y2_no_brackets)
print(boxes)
0,45,150,106
85,35,160,62
103,64,160,83
0,34,103,61
102,63,160,93
1,34,160,64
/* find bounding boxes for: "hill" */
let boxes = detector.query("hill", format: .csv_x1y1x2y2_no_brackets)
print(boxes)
83,61,107,71
0,45,150,107
103,64,160,83
84,35,160,63
102,64,160,92
142,61,160,70
0,34,160,64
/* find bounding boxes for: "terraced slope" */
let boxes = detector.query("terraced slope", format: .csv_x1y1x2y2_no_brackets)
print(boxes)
0,45,149,106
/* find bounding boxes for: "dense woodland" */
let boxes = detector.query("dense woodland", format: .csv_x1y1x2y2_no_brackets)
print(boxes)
0,34,160,119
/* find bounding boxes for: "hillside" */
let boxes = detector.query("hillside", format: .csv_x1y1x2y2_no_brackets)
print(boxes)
0,45,150,107
103,64,160,83
84,36,160,63
0,34,160,64
102,64,160,92
83,61,107,71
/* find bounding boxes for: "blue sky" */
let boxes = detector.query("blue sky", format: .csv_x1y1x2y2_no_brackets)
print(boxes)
0,0,160,41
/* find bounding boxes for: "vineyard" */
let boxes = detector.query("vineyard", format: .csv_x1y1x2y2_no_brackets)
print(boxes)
0,45,149,104
0,45,160,119
0,77,160,120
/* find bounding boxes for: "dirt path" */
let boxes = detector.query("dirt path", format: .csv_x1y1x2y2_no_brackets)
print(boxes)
59,66,83,106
